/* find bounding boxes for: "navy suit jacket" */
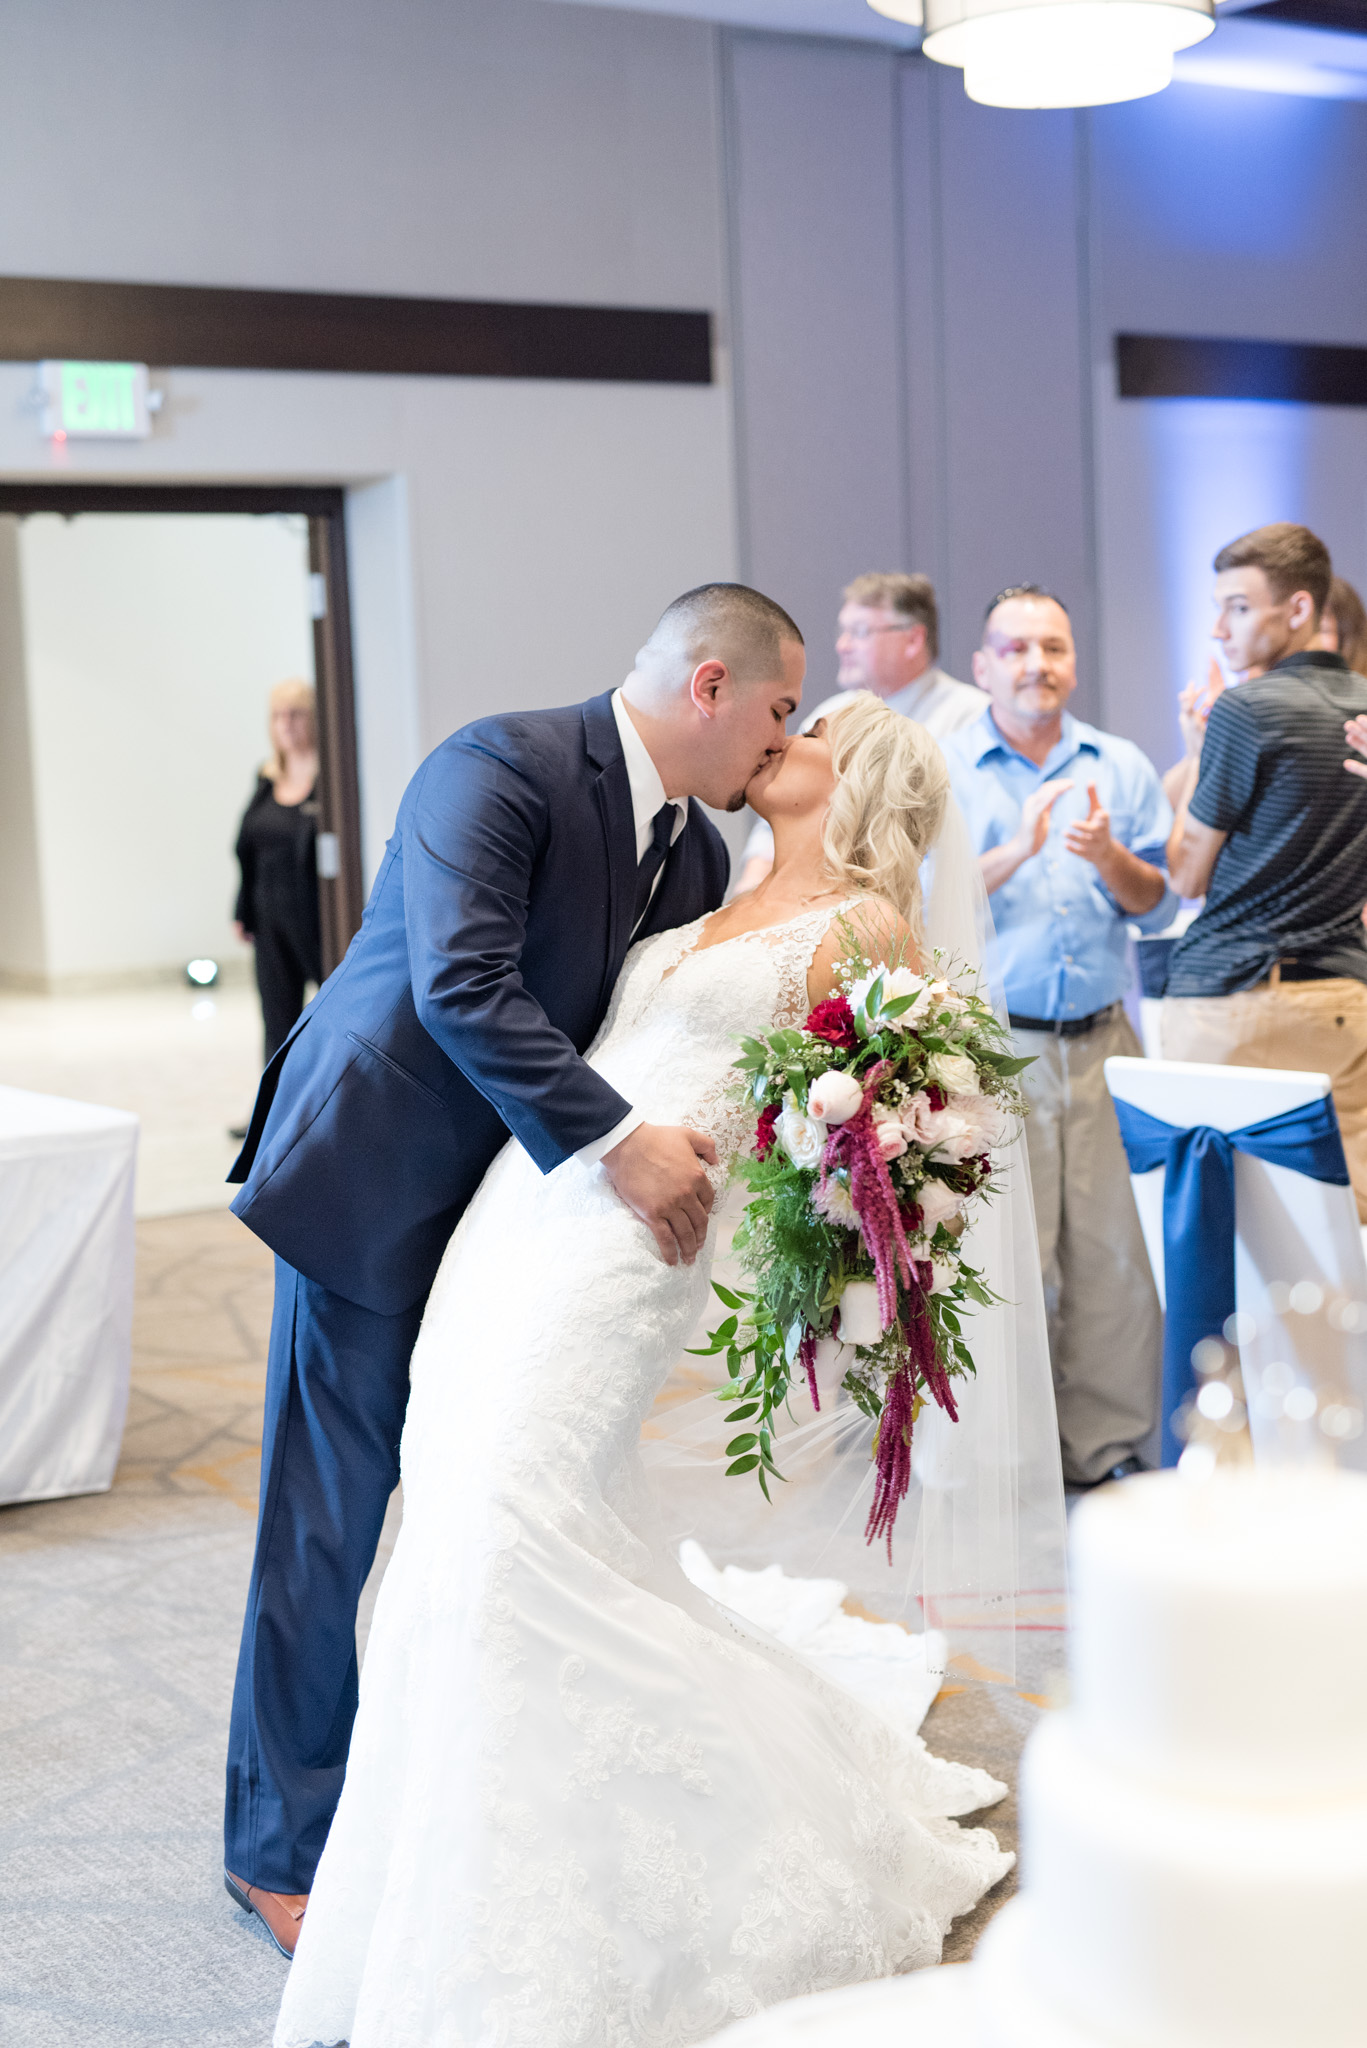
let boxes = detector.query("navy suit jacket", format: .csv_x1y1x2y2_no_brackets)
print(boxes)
228,691,730,1315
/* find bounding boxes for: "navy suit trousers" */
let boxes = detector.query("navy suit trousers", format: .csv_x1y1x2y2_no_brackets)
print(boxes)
224,1260,423,1892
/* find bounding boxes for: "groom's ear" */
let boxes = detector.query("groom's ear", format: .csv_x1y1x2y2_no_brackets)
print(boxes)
689,660,730,718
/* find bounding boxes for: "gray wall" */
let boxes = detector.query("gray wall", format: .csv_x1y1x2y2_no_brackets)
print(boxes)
0,0,738,875
725,32,1367,756
1090,82,1367,770
1,0,1366,869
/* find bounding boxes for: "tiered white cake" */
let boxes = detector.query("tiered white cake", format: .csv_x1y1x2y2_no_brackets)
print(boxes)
974,1468,1367,2048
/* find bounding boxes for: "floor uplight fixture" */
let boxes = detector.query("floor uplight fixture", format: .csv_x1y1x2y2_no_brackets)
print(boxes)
868,0,1215,107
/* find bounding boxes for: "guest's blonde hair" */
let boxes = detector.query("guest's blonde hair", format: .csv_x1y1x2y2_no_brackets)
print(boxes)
263,678,317,782
820,693,950,947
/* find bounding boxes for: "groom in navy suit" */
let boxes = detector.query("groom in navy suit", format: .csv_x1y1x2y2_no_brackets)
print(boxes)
222,583,806,1953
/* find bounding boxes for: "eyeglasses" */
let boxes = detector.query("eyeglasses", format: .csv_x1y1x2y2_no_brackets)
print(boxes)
838,622,915,643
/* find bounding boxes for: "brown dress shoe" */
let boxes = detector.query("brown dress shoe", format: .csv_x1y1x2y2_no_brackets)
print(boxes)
225,1870,309,1958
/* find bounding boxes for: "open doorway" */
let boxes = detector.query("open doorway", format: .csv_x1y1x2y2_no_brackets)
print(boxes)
0,485,362,1216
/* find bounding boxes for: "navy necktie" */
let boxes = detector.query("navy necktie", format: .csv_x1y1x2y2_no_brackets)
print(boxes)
633,803,676,931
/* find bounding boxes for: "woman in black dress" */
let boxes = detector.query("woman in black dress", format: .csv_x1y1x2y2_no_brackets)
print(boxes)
234,678,323,1063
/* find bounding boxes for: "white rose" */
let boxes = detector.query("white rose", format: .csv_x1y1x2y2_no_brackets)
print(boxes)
926,1257,958,1295
915,1178,966,1230
927,1051,980,1098
807,1070,864,1125
775,1105,827,1168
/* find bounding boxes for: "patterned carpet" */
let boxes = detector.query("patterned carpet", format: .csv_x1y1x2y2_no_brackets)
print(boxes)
0,1211,1037,2046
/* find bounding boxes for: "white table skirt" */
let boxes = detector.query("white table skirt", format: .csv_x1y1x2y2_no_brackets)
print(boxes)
0,1084,138,1505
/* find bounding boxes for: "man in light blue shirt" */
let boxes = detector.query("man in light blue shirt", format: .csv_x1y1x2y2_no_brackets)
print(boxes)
942,586,1176,1490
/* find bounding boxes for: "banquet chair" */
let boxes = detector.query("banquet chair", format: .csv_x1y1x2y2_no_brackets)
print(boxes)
1104,1056,1367,1471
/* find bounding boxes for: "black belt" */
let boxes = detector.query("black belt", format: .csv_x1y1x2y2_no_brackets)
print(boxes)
1008,1002,1119,1040
1271,959,1341,984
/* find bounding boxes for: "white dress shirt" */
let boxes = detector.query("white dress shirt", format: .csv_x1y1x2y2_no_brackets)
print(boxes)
575,690,689,1166
739,669,988,869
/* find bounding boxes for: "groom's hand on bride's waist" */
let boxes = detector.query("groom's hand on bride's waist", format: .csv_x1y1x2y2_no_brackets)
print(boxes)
602,1123,718,1266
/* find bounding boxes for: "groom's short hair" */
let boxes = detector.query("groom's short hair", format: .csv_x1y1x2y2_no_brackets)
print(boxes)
643,583,803,682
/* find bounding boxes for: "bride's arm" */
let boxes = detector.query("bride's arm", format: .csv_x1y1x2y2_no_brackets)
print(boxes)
805,896,921,1009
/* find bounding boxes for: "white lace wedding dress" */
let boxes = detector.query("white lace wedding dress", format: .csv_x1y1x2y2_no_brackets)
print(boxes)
276,902,1013,2048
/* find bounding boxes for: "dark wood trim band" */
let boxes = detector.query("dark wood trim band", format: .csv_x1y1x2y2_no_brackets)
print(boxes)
0,275,713,385
1117,333,1367,407
1242,0,1367,35
309,512,366,969
0,482,345,518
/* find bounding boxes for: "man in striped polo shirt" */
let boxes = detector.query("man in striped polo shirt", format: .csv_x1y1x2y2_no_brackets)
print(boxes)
1164,523,1367,1217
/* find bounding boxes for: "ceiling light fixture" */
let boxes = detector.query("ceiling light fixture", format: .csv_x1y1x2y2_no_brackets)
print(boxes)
869,0,1216,107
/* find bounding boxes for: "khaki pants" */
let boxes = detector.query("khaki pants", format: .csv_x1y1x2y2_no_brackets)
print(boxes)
1160,976,1367,1224
1016,1007,1162,1487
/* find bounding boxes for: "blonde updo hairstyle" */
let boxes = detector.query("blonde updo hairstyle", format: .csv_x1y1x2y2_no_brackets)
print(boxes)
819,692,950,948
263,677,317,783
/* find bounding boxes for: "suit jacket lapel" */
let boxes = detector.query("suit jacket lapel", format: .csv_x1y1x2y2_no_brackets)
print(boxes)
582,693,637,996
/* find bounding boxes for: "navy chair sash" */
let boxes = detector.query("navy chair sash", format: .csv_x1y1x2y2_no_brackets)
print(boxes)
1112,1094,1349,1466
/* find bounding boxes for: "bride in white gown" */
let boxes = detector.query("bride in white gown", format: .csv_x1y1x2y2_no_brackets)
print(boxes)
276,695,1064,2048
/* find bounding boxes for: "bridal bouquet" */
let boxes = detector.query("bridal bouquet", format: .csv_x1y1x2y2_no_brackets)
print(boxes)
691,952,1029,1554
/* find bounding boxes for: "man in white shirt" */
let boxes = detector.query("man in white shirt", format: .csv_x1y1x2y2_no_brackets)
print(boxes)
735,571,986,891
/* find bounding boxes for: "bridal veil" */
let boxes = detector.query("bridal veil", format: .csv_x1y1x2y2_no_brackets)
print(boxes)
640,795,1069,1691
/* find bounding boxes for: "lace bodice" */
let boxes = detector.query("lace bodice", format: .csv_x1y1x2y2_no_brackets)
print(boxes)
586,897,858,1178
275,896,1010,2048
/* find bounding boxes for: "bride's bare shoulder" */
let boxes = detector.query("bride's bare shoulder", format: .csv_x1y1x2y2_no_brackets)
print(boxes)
806,894,921,1006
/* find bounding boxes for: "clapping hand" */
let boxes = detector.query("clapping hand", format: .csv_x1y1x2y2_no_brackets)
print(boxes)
1063,783,1113,865
1345,716,1367,782
1013,778,1075,863
1177,658,1227,762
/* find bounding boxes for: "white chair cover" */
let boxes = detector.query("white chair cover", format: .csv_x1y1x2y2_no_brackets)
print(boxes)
0,1084,138,1504
1104,1057,1367,1469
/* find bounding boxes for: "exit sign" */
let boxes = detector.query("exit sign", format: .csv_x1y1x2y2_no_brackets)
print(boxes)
39,360,152,440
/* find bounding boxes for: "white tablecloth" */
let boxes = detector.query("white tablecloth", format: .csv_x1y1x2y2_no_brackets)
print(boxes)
0,1084,138,1505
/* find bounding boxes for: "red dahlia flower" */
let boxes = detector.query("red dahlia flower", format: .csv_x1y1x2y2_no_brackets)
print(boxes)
755,1103,779,1159
804,996,858,1051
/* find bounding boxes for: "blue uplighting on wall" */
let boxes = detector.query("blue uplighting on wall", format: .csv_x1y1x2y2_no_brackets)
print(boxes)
1099,83,1340,257
1149,397,1310,707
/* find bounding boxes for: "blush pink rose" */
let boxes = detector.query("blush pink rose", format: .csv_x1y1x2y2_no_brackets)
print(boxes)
873,1113,907,1162
915,1179,965,1229
904,1096,978,1159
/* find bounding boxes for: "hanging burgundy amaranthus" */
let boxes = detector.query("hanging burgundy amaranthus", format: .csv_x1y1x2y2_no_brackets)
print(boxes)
694,951,1028,1551
817,1063,915,1330
815,1064,930,1553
